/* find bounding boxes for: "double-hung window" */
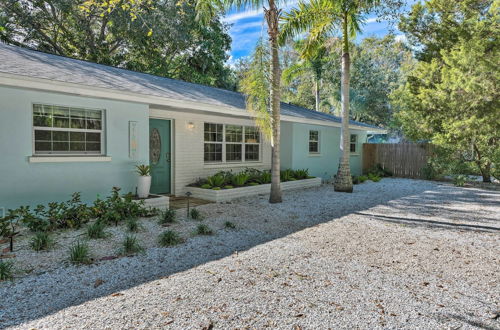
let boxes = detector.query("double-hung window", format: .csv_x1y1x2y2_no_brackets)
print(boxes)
309,130,319,153
204,123,261,163
350,134,358,153
33,104,105,155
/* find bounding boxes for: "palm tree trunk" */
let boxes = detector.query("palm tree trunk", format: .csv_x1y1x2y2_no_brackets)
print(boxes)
265,0,282,203
334,14,353,193
315,79,320,111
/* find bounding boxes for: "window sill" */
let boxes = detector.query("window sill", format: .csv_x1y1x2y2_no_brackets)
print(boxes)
350,153,360,156
204,162,263,169
29,156,112,163
308,153,322,157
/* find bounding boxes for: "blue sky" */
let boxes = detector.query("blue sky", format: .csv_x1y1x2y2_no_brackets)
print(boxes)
222,2,416,61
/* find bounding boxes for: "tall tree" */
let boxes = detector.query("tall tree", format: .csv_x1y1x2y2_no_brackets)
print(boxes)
196,0,284,203
280,0,381,193
393,0,499,182
0,0,235,89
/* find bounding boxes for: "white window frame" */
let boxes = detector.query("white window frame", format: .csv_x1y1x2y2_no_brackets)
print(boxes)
309,130,320,154
32,103,106,156
203,123,261,164
350,134,358,154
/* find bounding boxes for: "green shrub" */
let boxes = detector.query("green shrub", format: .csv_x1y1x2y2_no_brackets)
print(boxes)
190,208,202,220
212,187,221,190
453,174,468,187
259,171,272,184
280,169,294,182
224,221,236,229
223,185,234,189
293,169,309,180
231,172,250,186
159,209,176,225
0,213,17,238
69,241,91,265
367,164,392,178
358,175,368,183
352,176,360,184
201,184,212,189
367,173,381,182
207,174,226,188
0,260,14,281
126,217,140,232
195,224,214,235
87,221,107,239
158,230,183,247
135,164,151,176
30,232,54,251
248,182,260,186
122,235,143,255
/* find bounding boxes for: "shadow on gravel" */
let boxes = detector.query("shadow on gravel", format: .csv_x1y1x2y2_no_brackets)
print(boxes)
446,313,499,330
0,180,498,328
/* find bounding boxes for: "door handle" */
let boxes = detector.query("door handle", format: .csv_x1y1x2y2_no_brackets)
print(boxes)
166,152,171,163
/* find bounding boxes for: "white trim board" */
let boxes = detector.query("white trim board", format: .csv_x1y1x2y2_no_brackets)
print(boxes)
28,156,112,163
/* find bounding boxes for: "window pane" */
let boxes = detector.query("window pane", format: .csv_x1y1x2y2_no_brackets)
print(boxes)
53,131,69,142
204,123,223,142
53,142,69,151
70,142,85,151
34,130,51,141
33,115,53,127
204,143,222,162
71,118,86,129
245,144,259,161
86,142,101,152
226,125,243,143
53,117,70,128
350,143,356,153
86,132,101,142
226,144,242,161
70,109,86,119
87,110,102,119
53,106,70,117
309,142,319,153
70,132,85,142
35,141,51,152
350,134,357,143
245,126,260,143
86,119,102,130
309,130,319,142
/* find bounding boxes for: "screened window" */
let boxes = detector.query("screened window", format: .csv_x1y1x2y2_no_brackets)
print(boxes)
33,104,104,155
309,130,319,153
350,134,358,153
204,123,261,163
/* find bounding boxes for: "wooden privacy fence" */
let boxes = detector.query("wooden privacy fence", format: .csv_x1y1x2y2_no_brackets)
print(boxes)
362,143,433,178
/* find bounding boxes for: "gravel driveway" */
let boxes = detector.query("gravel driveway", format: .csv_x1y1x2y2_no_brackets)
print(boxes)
1,178,499,329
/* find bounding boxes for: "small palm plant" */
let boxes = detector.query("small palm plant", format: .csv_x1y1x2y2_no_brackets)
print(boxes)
195,224,214,236
30,232,55,251
0,260,14,281
69,241,91,265
122,235,143,255
158,230,183,247
135,165,151,176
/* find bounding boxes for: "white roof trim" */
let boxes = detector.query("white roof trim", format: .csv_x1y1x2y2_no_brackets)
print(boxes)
0,72,387,133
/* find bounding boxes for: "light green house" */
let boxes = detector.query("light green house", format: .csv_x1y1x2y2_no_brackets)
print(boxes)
0,43,384,210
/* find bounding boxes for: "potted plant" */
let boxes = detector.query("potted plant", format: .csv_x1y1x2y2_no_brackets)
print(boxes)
135,165,151,198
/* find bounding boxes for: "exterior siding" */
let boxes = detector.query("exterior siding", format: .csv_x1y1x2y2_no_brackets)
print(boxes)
150,107,272,196
0,86,149,210
281,122,367,180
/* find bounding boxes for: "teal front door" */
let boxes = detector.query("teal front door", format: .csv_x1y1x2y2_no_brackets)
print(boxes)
149,119,171,194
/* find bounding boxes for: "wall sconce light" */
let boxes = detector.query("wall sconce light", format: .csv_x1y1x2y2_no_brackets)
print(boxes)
187,122,195,130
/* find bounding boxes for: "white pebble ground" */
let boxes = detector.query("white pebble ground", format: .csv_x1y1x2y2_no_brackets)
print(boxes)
0,178,499,329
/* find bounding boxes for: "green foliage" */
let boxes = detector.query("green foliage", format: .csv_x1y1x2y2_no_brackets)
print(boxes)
135,165,151,176
0,0,235,89
159,209,176,225
223,185,234,189
231,172,250,187
69,241,91,265
0,260,14,281
93,188,148,225
201,184,212,189
122,235,143,255
367,173,381,182
87,221,108,239
453,175,469,187
358,175,368,183
190,208,202,220
125,217,141,232
212,187,221,190
352,175,360,184
248,182,259,186
158,230,183,247
394,0,499,183
195,224,213,235
30,232,54,251
224,221,236,229
259,171,272,184
280,169,294,182
293,169,309,179
366,164,392,178
207,174,226,188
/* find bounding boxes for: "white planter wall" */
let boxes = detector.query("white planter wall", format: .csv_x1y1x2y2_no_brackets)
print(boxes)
188,177,322,202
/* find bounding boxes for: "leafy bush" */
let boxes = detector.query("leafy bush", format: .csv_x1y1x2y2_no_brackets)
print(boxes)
126,217,140,232
190,208,202,220
195,224,214,235
223,185,234,189
0,260,14,281
293,169,309,179
248,182,260,186
69,241,91,265
93,188,148,225
30,232,54,251
280,169,294,182
159,209,176,225
87,221,107,239
212,187,221,190
453,174,468,187
259,171,272,184
201,184,212,189
358,175,368,183
231,172,250,186
207,174,226,188
224,221,236,229
367,173,381,182
158,230,183,247
122,235,143,255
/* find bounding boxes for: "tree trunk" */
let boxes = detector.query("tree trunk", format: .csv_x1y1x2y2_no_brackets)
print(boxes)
315,79,320,111
265,0,282,203
473,143,492,183
334,15,353,193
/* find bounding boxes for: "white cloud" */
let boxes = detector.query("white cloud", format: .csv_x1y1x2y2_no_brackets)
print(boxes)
230,20,265,33
223,8,263,23
395,34,407,43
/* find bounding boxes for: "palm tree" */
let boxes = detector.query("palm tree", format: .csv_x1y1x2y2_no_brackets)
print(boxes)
196,0,283,203
282,41,327,111
280,0,379,193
